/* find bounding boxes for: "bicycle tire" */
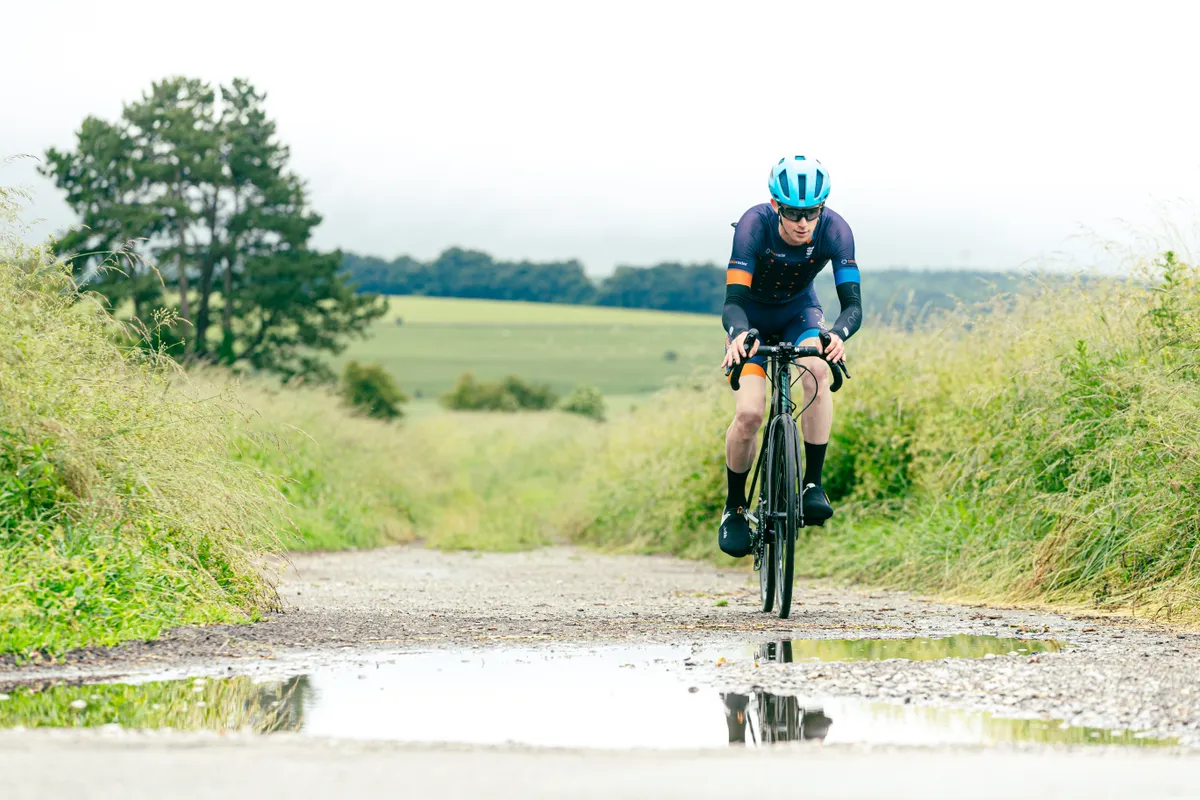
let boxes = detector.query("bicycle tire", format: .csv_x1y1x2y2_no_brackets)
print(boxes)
756,422,779,613
772,415,800,619
758,519,775,613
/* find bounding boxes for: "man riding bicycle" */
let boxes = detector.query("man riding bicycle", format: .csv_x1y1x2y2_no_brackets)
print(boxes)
718,156,863,558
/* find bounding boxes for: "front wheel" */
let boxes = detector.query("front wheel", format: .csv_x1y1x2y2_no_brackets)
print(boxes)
758,510,775,613
771,415,800,619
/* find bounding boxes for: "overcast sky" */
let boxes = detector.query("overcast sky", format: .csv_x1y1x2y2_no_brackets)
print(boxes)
4,0,1198,275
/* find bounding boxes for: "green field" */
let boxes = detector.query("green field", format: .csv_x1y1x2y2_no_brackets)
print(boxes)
333,296,723,400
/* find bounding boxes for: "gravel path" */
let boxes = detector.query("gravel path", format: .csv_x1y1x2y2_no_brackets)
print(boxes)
4,545,1200,745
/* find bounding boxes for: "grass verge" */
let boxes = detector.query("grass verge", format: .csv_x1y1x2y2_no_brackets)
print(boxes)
225,376,603,552
0,221,285,659
569,255,1200,621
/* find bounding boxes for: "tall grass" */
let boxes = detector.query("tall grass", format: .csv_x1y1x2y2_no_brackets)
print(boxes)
568,377,727,560
571,256,1200,618
224,375,602,552
0,184,600,657
0,198,286,657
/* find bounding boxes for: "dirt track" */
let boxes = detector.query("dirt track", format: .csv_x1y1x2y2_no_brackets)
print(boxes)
4,546,1200,742
4,546,1200,799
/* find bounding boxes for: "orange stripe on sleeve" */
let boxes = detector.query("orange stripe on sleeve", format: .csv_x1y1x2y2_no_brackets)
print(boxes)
726,268,753,287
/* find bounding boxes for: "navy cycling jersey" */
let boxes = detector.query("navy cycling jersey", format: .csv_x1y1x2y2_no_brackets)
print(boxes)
727,204,859,304
722,203,863,342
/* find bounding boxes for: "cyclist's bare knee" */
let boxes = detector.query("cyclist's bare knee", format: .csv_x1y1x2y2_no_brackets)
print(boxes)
794,357,828,396
793,337,831,399
731,378,766,435
733,404,764,434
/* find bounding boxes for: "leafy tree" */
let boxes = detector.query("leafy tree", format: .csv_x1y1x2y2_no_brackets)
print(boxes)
42,76,385,379
441,373,558,412
343,246,1029,323
341,248,595,305
593,262,724,313
341,361,409,421
559,385,606,421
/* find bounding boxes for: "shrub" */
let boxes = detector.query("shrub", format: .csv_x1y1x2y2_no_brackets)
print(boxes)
441,373,558,411
341,361,408,420
559,385,607,421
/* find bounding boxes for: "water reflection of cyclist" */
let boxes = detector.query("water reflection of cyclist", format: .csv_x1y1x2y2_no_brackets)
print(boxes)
800,708,833,740
722,693,751,744
720,691,832,745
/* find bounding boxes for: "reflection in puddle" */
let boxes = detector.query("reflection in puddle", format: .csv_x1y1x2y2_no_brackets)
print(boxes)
0,641,1171,749
752,635,1065,664
0,675,310,734
723,691,832,745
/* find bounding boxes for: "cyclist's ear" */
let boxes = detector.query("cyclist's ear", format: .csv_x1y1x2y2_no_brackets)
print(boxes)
769,199,778,212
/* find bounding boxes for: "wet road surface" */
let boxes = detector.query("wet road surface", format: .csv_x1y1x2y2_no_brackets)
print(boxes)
2,546,1200,797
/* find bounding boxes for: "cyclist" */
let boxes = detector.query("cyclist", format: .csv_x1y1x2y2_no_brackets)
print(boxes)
718,156,862,558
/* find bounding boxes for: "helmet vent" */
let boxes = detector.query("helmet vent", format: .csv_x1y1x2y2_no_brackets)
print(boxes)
795,155,806,161
795,174,807,202
813,171,824,199
777,171,790,198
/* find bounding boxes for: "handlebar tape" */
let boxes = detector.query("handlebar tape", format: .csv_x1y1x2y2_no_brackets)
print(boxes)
726,329,759,392
726,328,850,393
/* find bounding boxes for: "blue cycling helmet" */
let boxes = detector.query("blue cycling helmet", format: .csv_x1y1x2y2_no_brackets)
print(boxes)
768,156,830,208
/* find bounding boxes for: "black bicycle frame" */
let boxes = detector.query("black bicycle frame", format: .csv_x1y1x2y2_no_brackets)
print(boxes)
740,341,843,515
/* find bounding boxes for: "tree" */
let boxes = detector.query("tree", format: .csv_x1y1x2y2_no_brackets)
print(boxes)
42,76,385,379
341,361,409,421
594,262,724,313
558,385,606,421
340,248,596,305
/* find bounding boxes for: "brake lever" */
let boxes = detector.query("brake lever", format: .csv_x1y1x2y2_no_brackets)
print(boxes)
725,329,759,391
818,331,851,380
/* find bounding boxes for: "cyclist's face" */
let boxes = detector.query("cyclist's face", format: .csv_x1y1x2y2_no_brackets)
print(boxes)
772,200,818,244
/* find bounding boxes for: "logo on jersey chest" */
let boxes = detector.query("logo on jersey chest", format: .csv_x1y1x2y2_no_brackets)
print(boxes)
766,246,817,261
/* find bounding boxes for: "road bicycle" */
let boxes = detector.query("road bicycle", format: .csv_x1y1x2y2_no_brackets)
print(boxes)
726,328,850,619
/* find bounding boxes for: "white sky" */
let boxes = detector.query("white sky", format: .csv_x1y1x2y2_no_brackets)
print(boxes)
4,0,1199,275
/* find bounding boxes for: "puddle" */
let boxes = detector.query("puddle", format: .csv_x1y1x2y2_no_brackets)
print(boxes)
749,635,1066,664
0,642,1170,749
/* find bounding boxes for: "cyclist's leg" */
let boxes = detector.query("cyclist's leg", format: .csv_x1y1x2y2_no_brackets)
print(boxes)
719,303,778,557
720,360,766,556
786,303,833,447
724,297,780,482
725,367,767,475
786,302,835,519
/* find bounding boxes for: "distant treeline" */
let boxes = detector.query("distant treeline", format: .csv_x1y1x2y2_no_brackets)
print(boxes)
343,248,1024,318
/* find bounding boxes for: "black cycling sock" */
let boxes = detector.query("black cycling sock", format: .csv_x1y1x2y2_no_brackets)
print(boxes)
803,442,827,487
726,466,749,509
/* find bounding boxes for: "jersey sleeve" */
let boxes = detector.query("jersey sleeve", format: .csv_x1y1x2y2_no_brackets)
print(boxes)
720,207,766,337
828,216,860,286
826,214,863,339
726,206,764,289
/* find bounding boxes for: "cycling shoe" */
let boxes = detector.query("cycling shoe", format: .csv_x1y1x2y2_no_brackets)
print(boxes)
802,484,833,523
719,506,753,557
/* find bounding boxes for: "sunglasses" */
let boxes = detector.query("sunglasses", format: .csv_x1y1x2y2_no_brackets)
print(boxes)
778,205,823,222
